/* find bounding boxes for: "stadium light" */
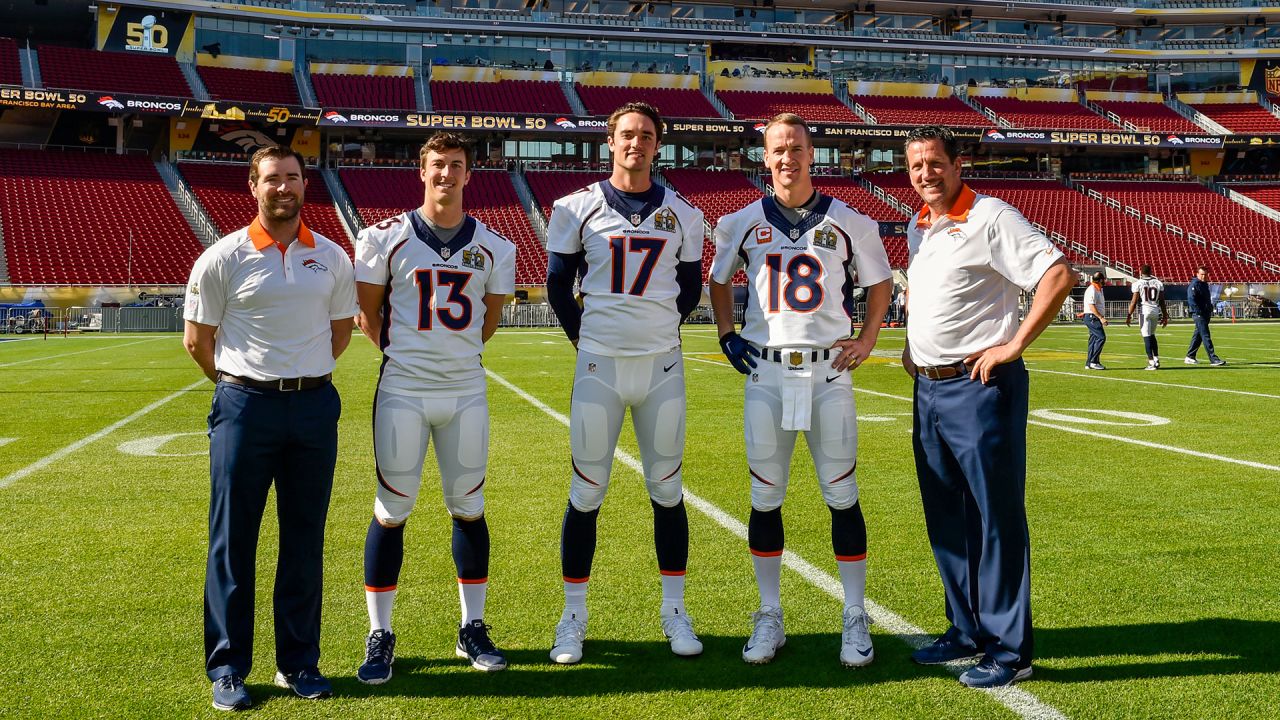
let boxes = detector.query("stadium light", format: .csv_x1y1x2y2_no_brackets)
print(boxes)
325,27,334,37
271,24,284,33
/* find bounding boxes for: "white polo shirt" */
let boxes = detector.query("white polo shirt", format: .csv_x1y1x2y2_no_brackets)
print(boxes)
906,185,1063,367
184,218,358,380
1083,282,1105,317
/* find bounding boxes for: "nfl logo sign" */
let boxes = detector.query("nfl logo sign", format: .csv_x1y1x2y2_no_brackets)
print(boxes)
588,362,597,373
440,248,451,259
630,213,642,226
1267,64,1280,96
789,351,804,366
789,228,800,240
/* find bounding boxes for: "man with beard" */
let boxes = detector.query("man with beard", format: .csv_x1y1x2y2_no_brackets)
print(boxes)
184,145,357,711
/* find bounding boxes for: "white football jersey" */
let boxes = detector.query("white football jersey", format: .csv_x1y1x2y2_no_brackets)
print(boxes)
711,194,892,348
546,180,704,356
355,210,516,396
1131,276,1164,314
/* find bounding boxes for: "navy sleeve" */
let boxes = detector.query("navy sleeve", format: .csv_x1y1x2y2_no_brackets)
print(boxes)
547,251,585,342
676,260,703,321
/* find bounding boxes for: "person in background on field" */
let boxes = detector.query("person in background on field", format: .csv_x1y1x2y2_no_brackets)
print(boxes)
1184,265,1226,366
1125,264,1168,371
1082,271,1107,370
183,145,357,712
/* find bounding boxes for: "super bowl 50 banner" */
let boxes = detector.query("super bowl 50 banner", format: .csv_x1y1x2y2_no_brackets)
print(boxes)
97,6,195,63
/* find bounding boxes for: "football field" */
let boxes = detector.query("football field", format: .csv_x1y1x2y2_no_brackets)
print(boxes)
1,320,1278,719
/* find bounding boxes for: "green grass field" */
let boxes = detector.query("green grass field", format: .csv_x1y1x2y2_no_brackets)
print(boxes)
1,320,1278,719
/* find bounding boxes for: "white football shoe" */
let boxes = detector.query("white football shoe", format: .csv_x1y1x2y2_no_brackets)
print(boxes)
840,606,875,667
661,608,703,657
550,613,587,665
742,606,785,664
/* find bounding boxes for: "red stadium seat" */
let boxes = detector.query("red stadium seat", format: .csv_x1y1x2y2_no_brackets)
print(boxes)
0,37,21,86
1189,102,1280,134
716,90,862,124
0,149,203,284
1093,100,1204,133
430,79,572,115
973,97,1116,130
313,73,416,110
852,95,991,128
38,45,190,97
198,65,300,105
575,84,719,119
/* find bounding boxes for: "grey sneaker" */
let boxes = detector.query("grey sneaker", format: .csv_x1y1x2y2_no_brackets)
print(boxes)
211,674,251,712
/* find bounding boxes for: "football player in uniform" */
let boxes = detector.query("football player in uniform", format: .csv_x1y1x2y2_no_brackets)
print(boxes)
353,132,516,681
709,113,892,666
545,102,705,664
1125,264,1168,370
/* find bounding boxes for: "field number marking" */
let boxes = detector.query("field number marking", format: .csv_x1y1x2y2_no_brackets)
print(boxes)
1029,409,1169,427
118,432,207,457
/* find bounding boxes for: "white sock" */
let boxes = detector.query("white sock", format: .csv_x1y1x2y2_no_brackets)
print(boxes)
660,573,686,616
837,557,867,611
752,553,783,609
562,579,589,623
459,580,487,625
366,588,396,633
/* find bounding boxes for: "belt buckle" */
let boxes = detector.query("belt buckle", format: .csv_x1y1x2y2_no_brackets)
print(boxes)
278,377,303,392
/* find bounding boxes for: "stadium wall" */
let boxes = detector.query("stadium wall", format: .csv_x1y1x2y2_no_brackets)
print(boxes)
972,87,1078,102
431,66,561,83
195,53,293,72
311,62,413,77
847,81,950,98
576,72,697,89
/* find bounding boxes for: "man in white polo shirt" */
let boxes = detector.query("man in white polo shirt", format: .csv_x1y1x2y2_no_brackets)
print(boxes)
900,126,1073,689
183,146,357,712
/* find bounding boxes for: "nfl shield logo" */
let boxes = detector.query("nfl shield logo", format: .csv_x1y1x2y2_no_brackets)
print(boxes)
588,362,597,373
440,248,451,259
789,351,804,365
789,228,800,240
630,213,642,226
1267,65,1280,96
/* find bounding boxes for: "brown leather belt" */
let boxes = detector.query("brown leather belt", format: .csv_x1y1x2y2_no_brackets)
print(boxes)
915,362,969,380
218,372,331,392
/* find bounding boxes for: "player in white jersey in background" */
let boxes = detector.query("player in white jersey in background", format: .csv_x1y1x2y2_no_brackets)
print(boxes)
709,113,892,666
353,132,516,682
544,102,705,664
1126,264,1168,370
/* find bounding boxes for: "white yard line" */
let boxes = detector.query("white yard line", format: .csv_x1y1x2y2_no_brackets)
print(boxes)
0,379,207,490
853,387,1280,471
0,337,168,368
1027,368,1280,401
486,368,1068,720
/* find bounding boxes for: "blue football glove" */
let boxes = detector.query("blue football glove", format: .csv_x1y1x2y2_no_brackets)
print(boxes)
719,331,759,375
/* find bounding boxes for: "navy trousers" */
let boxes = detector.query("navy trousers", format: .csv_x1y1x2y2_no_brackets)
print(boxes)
1083,315,1106,366
1186,314,1220,362
912,359,1033,668
204,380,340,681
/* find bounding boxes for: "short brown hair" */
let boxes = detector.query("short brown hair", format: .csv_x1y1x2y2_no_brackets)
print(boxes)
419,131,475,170
905,125,961,161
249,145,307,185
607,101,663,143
762,113,811,144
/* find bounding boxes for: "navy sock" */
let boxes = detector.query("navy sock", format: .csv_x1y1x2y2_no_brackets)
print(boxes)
748,507,784,555
561,502,599,580
363,517,405,590
652,498,689,574
1145,335,1159,359
451,515,490,581
830,502,868,559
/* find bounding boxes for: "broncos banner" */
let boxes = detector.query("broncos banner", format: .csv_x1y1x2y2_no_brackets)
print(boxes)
979,127,1224,149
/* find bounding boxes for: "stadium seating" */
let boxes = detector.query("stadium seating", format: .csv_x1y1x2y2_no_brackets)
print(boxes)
861,174,1269,280
574,85,719,119
974,97,1116,130
1187,102,1280,134
312,73,416,110
38,45,190,97
716,90,862,123
811,176,912,268
1079,180,1280,271
660,168,762,283
525,170,610,219
1093,100,1203,133
197,65,300,105
338,167,546,284
177,161,353,257
0,149,203,284
430,80,572,115
851,95,991,128
0,37,21,86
